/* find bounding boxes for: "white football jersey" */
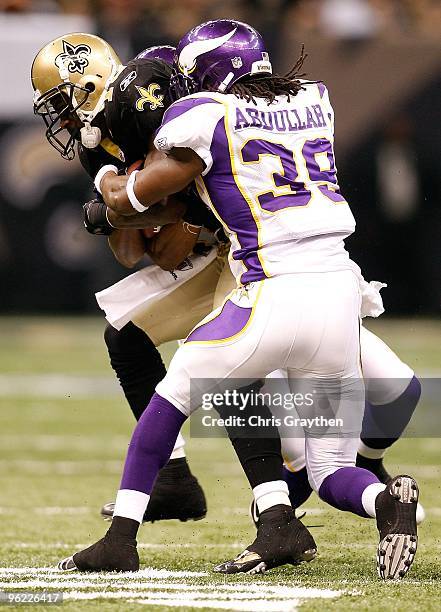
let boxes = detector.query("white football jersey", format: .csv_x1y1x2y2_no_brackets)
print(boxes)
154,83,357,284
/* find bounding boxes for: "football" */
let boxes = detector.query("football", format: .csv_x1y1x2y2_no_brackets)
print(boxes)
127,159,144,175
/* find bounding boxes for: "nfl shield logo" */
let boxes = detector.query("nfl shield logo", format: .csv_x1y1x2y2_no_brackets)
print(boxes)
231,56,243,69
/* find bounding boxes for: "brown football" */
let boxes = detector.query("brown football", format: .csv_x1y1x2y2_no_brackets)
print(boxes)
127,159,144,175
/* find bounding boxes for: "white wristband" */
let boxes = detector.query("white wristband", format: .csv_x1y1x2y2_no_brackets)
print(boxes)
126,170,149,212
94,164,118,194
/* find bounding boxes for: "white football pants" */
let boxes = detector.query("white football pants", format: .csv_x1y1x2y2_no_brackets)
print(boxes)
157,270,364,491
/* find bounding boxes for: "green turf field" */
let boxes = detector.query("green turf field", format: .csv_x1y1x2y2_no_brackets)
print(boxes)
0,317,440,611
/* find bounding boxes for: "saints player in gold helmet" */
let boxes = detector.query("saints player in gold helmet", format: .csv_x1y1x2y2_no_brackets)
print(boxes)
31,33,123,160
31,35,210,525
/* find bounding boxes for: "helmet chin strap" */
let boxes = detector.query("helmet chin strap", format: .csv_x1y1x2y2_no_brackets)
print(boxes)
55,61,102,149
80,122,102,149
218,72,234,93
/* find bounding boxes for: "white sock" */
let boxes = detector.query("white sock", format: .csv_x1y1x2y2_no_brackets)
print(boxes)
113,489,150,523
253,480,290,513
358,441,386,460
361,482,386,517
170,432,186,460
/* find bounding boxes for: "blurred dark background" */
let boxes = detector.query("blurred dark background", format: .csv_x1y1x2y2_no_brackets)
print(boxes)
0,0,440,314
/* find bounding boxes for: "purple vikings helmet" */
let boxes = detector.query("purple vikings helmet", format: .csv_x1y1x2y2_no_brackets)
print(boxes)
171,20,272,99
135,45,176,65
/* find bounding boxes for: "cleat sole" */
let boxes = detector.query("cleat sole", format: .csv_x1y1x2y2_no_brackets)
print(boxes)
377,533,418,580
391,475,418,504
377,476,419,580
57,556,78,572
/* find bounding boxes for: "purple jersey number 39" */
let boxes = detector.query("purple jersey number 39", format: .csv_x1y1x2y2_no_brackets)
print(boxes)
241,137,345,213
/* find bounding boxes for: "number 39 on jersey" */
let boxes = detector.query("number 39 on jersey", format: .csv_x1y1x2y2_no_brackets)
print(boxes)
155,81,356,283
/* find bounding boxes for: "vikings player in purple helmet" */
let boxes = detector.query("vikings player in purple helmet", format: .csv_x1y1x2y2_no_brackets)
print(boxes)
58,20,419,579
85,42,423,530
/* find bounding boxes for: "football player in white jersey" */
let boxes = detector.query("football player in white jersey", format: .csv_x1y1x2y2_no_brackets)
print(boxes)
58,20,419,580
74,39,422,519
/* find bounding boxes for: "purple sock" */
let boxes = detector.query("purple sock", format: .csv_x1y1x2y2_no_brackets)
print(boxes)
120,392,187,494
283,466,313,509
361,375,421,448
318,467,380,518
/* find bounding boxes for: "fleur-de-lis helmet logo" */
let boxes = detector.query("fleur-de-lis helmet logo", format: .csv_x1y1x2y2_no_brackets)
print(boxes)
55,40,91,75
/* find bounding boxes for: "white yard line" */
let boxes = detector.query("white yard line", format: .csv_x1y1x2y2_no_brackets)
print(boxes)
0,567,342,612
67,592,302,612
0,568,205,578
133,598,301,612
0,460,122,475
1,542,246,550
0,567,437,586
0,581,340,598
0,374,120,397
0,372,440,398
0,434,127,452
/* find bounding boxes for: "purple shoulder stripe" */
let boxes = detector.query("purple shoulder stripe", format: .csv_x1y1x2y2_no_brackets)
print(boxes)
162,96,221,127
317,82,327,99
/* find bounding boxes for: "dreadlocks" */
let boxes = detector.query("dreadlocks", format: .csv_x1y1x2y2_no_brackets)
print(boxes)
230,46,309,104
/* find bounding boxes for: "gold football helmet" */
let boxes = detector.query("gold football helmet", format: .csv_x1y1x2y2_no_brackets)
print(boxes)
31,33,122,159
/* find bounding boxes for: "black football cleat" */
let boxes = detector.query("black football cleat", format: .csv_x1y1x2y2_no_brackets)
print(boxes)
214,504,317,575
249,499,305,529
101,458,207,523
58,532,139,573
375,474,419,580
356,455,426,524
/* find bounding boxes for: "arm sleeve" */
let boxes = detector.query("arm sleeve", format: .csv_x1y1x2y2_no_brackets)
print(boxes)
154,96,225,175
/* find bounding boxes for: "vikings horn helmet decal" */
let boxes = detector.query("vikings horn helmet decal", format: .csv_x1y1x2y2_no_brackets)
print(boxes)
31,33,122,159
178,28,237,75
170,20,272,99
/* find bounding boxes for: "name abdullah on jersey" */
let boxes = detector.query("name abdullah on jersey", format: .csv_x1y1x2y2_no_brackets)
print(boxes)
154,83,358,284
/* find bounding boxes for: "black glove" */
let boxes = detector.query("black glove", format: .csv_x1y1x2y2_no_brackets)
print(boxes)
83,198,114,236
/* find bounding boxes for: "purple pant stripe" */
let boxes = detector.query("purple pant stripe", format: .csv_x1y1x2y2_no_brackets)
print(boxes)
318,466,379,518
120,392,186,494
186,299,252,343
